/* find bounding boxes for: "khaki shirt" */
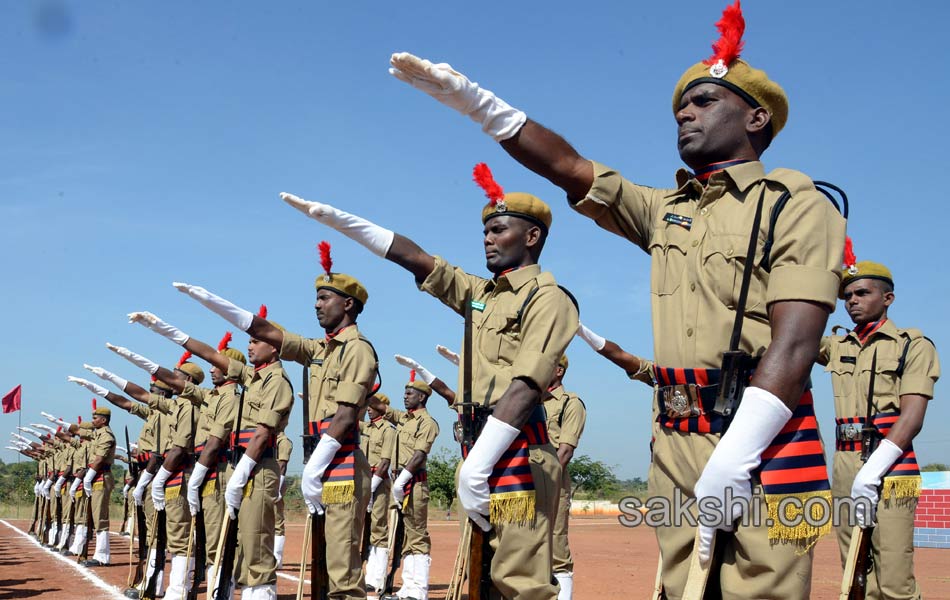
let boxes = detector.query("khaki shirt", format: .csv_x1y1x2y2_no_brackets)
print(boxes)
280,326,377,423
59,443,75,474
384,406,439,470
128,401,161,454
819,319,940,418
226,359,294,434
575,161,846,368
148,394,198,453
361,416,396,470
544,385,587,448
421,259,579,406
276,432,293,463
71,440,88,472
182,381,241,446
92,425,116,467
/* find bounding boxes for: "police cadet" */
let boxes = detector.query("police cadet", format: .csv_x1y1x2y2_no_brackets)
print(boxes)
80,401,116,566
55,426,79,551
819,256,940,599
110,345,204,600
171,245,378,600
367,368,440,600
67,422,96,556
44,433,66,548
542,355,586,600
388,2,845,596
70,366,170,595
361,392,396,595
281,160,579,599
129,307,294,600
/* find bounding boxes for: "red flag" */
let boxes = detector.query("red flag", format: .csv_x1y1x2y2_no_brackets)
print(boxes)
2,385,21,414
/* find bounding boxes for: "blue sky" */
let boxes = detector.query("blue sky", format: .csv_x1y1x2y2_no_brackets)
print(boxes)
1,1,947,479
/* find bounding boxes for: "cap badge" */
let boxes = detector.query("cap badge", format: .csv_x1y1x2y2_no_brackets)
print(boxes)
709,59,728,78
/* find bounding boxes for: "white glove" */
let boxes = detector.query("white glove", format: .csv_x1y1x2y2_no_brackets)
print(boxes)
83,363,129,391
394,354,436,385
277,475,286,502
33,423,56,434
104,343,160,375
122,483,131,496
187,462,209,516
127,311,190,346
224,454,257,518
172,283,255,332
368,474,385,513
389,52,527,141
53,476,66,494
83,468,97,496
576,322,607,352
851,438,904,528
280,193,395,258
134,471,154,506
43,478,53,498
301,434,342,516
33,481,40,496
436,345,460,366
392,469,413,506
151,466,173,511
69,477,81,497
67,376,109,398
41,411,69,427
458,416,520,532
693,387,793,566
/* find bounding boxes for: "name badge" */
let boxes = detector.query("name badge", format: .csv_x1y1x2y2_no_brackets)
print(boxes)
663,212,693,230
471,301,486,312
841,356,856,364
311,359,324,366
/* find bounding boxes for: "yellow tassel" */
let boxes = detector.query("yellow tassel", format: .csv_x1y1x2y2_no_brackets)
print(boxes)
882,476,921,501
92,481,104,491
323,481,355,505
765,491,834,554
74,489,83,500
243,479,254,498
201,478,217,498
489,491,536,525
165,485,181,501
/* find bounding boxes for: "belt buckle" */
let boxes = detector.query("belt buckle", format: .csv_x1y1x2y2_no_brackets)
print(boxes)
453,421,464,444
661,384,703,418
842,424,859,441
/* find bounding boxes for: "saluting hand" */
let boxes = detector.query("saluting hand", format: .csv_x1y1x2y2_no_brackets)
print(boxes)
279,192,394,258
67,376,109,398
128,311,190,346
436,345,460,366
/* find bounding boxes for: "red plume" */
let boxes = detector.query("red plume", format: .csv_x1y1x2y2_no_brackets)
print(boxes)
258,305,268,319
409,369,416,382
56,426,62,433
77,416,82,424
843,236,857,269
318,241,333,276
473,163,505,207
150,375,157,383
92,398,97,411
217,331,233,352
177,350,192,368
703,0,745,67
371,382,381,393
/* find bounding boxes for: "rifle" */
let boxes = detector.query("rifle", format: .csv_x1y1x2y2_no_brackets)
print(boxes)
205,384,245,600
446,519,471,600
360,507,372,564
187,510,206,600
840,350,880,600
460,293,493,600
383,505,406,595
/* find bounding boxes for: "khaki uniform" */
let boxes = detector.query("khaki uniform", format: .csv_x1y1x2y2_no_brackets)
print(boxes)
361,416,396,547
48,441,66,542
149,393,198,556
575,160,845,599
421,258,578,600
385,406,439,555
543,386,586,575
819,319,940,600
60,440,78,535
183,380,239,565
90,425,116,532
129,402,164,548
281,327,377,600
225,358,294,588
275,432,293,537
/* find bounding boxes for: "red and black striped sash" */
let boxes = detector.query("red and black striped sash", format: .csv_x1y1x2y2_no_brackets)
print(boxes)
193,442,227,481
487,406,549,524
756,391,831,496
86,465,106,483
400,469,428,508
308,419,359,487
834,412,919,477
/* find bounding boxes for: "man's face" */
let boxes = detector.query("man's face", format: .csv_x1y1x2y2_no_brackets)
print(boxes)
92,415,107,429
675,83,756,169
548,365,566,390
483,216,538,274
247,338,279,366
210,364,226,386
315,289,350,331
403,387,426,411
367,404,382,419
843,280,894,326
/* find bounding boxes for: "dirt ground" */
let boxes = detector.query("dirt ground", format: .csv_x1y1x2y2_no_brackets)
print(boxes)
1,516,948,599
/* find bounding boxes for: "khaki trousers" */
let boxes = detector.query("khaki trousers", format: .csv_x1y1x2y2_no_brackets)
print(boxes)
323,449,371,600
402,481,431,556
202,466,227,565
551,465,573,573
833,452,920,600
369,477,392,547
649,428,814,600
91,472,114,533
232,455,280,588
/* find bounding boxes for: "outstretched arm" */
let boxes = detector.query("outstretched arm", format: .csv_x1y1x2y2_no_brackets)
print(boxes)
388,53,593,200
280,194,435,282
124,312,231,374
576,323,653,386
